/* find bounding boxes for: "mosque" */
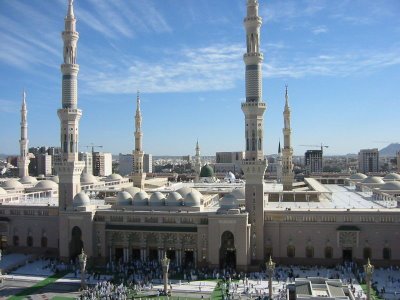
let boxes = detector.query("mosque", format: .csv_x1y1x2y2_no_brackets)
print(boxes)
1,0,400,271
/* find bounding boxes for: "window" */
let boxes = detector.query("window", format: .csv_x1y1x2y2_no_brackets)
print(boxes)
287,246,295,258
325,247,333,259
383,248,391,260
306,246,314,258
41,237,48,248
27,236,33,247
13,235,19,246
363,247,372,260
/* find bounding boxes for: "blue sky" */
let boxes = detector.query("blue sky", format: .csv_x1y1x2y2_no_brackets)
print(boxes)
0,0,399,156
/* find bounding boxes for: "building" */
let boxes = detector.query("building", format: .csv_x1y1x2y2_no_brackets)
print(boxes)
132,92,146,189
282,86,294,190
358,149,379,173
118,153,133,176
276,142,282,182
93,152,112,177
143,154,152,174
17,91,30,178
398,151,400,172
287,278,355,299
79,152,93,175
305,150,323,175
37,153,52,176
214,151,244,174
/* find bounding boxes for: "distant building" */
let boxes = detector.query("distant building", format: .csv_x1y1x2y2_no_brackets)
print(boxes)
214,151,244,173
79,152,93,175
37,153,52,176
182,155,191,163
305,150,323,175
144,154,152,174
397,151,400,172
358,148,379,173
118,153,133,176
93,152,112,176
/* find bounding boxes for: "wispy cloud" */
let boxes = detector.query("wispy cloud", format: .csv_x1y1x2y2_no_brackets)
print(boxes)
0,100,19,113
312,25,328,35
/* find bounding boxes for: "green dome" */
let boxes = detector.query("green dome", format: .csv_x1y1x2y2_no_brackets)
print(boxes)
200,164,214,178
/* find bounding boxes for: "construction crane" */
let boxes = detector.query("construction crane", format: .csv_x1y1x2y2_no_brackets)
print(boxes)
83,143,103,153
299,143,329,153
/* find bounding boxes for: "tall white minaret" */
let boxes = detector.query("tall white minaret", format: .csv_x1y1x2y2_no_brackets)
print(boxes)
55,0,85,210
194,140,201,182
276,141,282,183
282,86,294,190
132,91,146,189
17,90,30,178
240,0,267,264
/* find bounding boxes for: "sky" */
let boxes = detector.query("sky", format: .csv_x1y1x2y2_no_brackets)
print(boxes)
0,0,399,156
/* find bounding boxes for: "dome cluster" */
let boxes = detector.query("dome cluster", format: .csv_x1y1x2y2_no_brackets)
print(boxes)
115,187,202,207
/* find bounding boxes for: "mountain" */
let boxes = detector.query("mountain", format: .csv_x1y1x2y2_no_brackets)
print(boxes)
379,143,400,156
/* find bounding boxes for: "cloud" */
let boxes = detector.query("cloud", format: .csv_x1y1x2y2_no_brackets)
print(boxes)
312,25,328,35
0,100,19,113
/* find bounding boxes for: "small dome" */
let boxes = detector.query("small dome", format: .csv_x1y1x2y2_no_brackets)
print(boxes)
176,187,192,198
124,186,141,198
35,180,58,190
361,176,384,184
349,173,367,180
116,191,132,206
200,164,214,178
149,192,165,206
220,193,238,209
224,172,236,182
49,176,59,183
132,191,148,206
0,187,7,196
106,174,123,182
183,191,201,206
165,192,182,206
73,192,90,207
19,176,38,185
380,181,400,191
2,180,24,189
231,188,245,200
383,173,400,181
81,173,98,184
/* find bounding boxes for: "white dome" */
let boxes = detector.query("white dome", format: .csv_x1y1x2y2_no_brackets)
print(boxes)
73,192,90,207
81,173,98,184
49,176,59,183
106,174,123,181
224,171,236,181
231,188,245,200
361,176,384,184
383,173,400,181
133,191,148,206
124,186,141,198
0,187,7,196
183,191,201,206
19,176,38,185
176,187,192,198
149,192,165,206
380,181,400,191
165,192,182,206
116,191,132,206
2,180,24,189
349,173,367,180
35,180,58,190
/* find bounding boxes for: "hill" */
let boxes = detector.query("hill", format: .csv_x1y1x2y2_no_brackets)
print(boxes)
379,143,400,156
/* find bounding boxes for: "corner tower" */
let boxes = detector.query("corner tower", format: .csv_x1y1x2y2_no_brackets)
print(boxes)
17,90,30,178
132,92,146,189
55,0,85,210
282,86,294,190
241,0,267,264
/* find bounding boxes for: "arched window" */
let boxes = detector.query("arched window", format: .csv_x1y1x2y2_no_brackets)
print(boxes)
383,248,391,260
325,247,333,259
363,247,372,260
41,237,48,248
27,236,33,247
13,235,19,246
287,245,295,258
306,246,314,258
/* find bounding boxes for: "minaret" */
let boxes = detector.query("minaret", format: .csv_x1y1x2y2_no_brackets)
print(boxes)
132,91,146,189
194,140,201,182
55,0,85,210
240,0,267,264
282,86,294,190
276,141,282,183
17,90,30,178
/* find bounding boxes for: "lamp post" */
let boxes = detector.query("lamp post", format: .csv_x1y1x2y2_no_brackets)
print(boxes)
266,256,275,300
364,258,374,300
161,252,170,295
78,248,88,290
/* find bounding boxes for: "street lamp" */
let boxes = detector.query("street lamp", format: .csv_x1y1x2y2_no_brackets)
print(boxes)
78,248,88,290
364,258,374,300
161,252,170,295
266,255,276,300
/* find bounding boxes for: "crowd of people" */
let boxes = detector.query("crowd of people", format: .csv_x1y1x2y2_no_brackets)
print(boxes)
79,281,128,300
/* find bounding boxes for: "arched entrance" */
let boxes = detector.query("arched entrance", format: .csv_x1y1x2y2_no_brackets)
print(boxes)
219,231,236,269
69,226,83,260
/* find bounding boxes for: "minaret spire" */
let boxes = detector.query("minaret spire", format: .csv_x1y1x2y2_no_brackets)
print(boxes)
133,91,146,189
282,85,294,190
194,139,201,182
276,140,283,183
241,0,267,264
18,89,30,178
